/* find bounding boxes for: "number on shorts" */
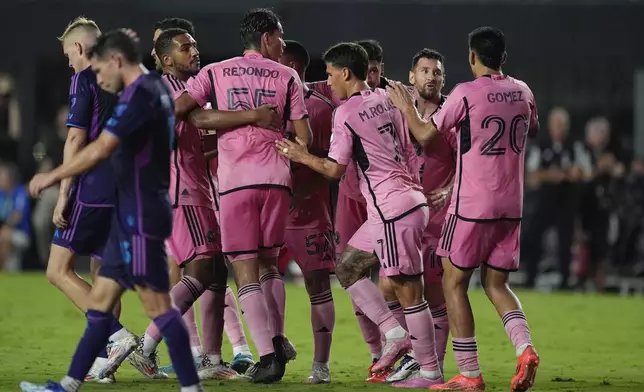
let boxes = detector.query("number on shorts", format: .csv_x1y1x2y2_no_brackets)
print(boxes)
227,88,278,111
377,122,402,162
306,232,333,260
480,114,528,156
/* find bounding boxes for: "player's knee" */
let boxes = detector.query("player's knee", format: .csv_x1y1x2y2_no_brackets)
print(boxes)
45,259,71,287
303,269,331,296
378,277,397,302
334,261,355,287
424,282,446,307
389,275,423,308
138,291,173,319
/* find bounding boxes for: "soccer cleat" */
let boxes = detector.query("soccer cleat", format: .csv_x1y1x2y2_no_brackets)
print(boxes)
391,371,444,388
85,357,116,383
19,380,66,392
282,336,297,362
248,355,284,384
306,362,331,384
197,356,249,380
430,373,486,391
365,358,394,383
510,345,540,392
386,354,420,382
371,333,411,372
97,335,138,379
231,353,255,375
127,339,169,380
158,357,203,374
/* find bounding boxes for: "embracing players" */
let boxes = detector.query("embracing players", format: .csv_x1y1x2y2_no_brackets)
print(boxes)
175,8,312,383
388,27,540,392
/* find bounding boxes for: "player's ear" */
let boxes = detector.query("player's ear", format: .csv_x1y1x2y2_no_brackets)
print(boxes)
380,62,385,76
75,42,84,57
261,32,270,48
500,52,507,66
162,53,173,68
408,70,415,86
341,67,350,82
469,50,476,67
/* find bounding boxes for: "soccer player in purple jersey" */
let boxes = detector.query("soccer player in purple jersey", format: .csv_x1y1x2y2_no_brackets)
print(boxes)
278,40,336,384
388,27,540,392
277,42,444,388
385,48,456,384
123,28,243,382
175,8,313,383
47,17,137,384
149,18,256,377
21,30,203,392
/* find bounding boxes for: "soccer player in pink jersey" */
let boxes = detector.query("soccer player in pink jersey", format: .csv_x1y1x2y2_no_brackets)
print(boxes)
278,40,336,384
150,18,256,377
174,8,313,383
388,27,540,392
124,28,244,382
385,48,456,384
276,42,444,388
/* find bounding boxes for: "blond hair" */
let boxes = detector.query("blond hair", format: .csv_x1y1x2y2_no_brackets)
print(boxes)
58,16,100,42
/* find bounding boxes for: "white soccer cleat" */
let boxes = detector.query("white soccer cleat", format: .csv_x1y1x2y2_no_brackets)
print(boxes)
127,347,169,380
97,334,138,379
19,381,65,392
386,355,420,382
197,356,250,381
306,362,331,384
85,357,116,384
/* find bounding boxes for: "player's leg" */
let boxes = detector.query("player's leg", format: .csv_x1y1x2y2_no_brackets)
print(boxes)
430,215,486,391
335,221,409,372
481,222,539,392
222,189,281,383
222,285,255,373
285,226,335,384
45,244,92,311
423,241,449,373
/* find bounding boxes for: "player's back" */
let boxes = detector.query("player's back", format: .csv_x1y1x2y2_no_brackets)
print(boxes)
106,73,174,239
338,88,425,221
67,67,118,206
204,53,306,194
162,74,213,207
450,74,536,220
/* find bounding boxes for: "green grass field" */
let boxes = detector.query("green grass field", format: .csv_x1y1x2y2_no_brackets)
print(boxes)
1,273,643,392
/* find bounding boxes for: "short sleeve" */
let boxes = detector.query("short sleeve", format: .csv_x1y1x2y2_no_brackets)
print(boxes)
432,84,466,134
327,108,353,166
186,65,215,108
288,74,308,121
104,88,151,139
66,73,92,130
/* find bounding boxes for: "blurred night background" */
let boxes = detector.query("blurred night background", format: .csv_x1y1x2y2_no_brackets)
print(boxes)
1,0,644,294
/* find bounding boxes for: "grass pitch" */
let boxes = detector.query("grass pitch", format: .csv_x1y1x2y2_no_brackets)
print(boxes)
1,273,643,391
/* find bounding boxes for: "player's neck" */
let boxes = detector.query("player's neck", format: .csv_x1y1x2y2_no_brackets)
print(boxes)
346,80,370,97
243,48,267,58
475,66,503,78
415,93,442,118
77,59,91,73
122,64,147,88
164,68,190,82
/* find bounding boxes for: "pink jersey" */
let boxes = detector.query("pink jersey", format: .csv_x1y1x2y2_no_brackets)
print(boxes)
328,88,426,221
414,96,457,238
187,52,308,194
163,74,213,207
432,74,538,221
306,81,344,107
288,87,335,229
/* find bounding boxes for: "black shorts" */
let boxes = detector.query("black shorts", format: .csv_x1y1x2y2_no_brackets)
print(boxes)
51,201,112,259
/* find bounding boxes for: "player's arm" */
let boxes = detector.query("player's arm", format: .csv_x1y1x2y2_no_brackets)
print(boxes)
49,133,118,183
288,75,312,146
59,127,87,197
186,105,278,132
388,83,439,146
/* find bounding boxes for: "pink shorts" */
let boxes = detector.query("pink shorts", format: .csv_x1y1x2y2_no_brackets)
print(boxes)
422,236,443,284
219,187,290,262
436,213,521,271
349,207,429,277
284,225,335,273
166,205,220,265
334,189,368,260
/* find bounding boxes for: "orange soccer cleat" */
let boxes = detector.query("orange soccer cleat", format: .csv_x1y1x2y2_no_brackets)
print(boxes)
510,345,540,392
430,373,486,391
365,359,394,383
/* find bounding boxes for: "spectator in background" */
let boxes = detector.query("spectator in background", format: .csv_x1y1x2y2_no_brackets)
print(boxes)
31,105,67,263
613,158,644,276
577,117,624,291
523,107,585,290
0,162,31,271
0,74,21,165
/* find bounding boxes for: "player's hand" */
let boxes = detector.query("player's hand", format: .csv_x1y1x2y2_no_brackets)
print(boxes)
52,195,69,229
387,81,415,112
428,186,452,210
29,173,57,198
275,137,309,164
253,104,282,130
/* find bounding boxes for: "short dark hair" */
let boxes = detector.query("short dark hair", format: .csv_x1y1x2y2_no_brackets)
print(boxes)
88,29,141,63
283,40,310,69
154,18,195,37
355,39,383,63
468,26,505,70
323,42,368,81
411,48,445,71
154,28,188,59
240,8,281,50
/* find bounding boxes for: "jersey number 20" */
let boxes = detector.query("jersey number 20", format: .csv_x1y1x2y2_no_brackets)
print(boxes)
480,114,528,156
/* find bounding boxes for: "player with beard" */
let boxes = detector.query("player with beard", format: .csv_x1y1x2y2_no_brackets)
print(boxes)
150,17,256,376
385,49,455,384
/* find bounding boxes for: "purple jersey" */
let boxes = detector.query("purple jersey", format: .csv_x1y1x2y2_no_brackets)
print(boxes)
104,73,174,239
66,67,118,206
187,52,308,195
432,74,538,221
328,89,426,221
